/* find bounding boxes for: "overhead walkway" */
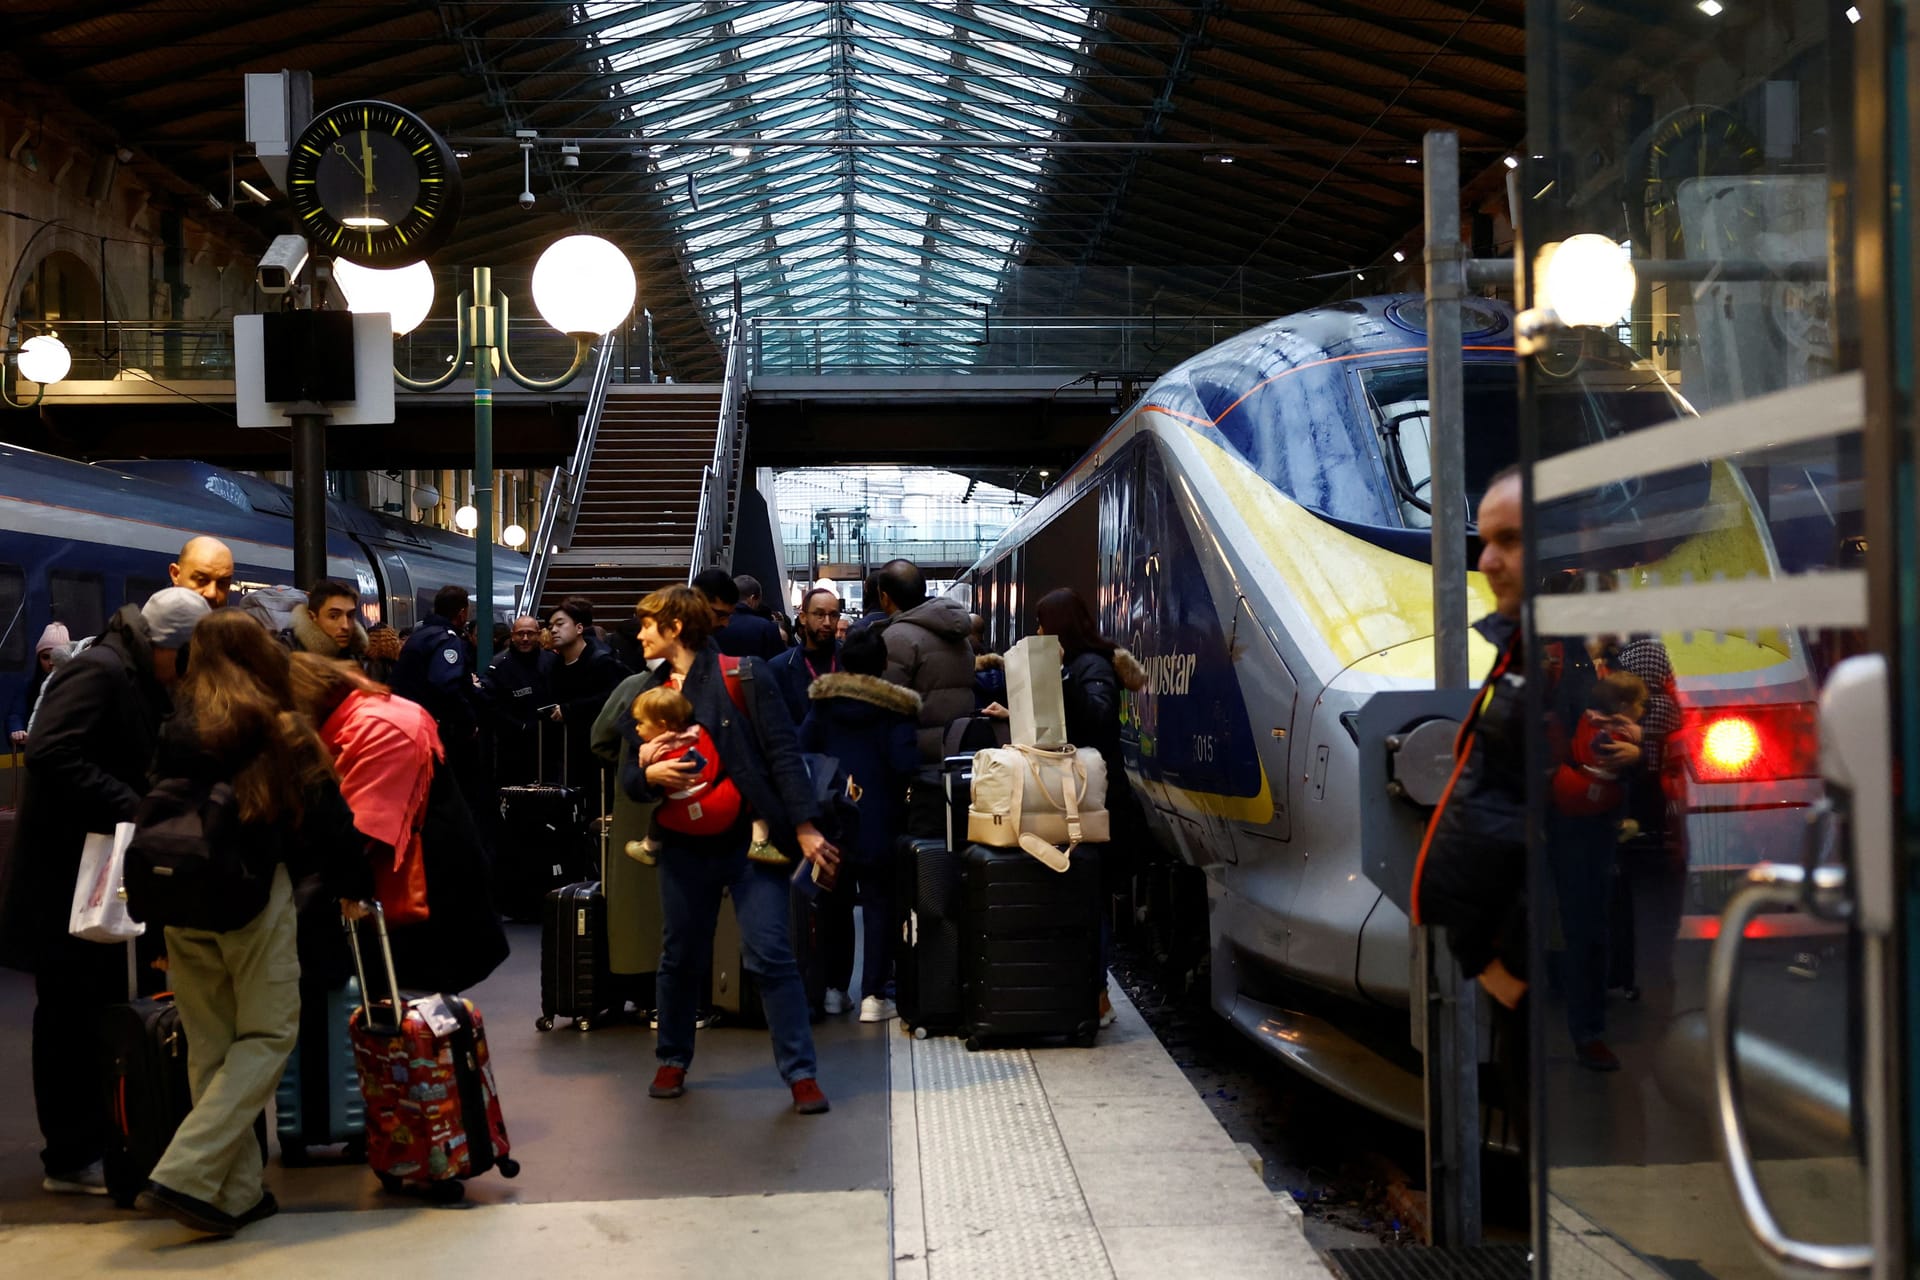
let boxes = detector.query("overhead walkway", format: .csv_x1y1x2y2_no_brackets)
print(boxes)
0,927,1317,1279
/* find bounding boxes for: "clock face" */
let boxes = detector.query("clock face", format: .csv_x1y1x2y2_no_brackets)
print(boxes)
1639,106,1762,250
286,101,462,268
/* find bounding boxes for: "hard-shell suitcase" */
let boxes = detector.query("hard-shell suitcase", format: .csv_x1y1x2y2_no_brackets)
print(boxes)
961,842,1103,1050
894,836,964,1038
496,729,592,922
906,754,974,847
275,978,366,1164
346,905,520,1201
539,880,611,1031
99,992,193,1208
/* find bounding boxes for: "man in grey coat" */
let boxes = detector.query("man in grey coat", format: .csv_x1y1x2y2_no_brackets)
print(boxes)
873,559,975,761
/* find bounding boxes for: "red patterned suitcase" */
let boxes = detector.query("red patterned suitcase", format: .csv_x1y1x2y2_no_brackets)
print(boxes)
346,905,520,1200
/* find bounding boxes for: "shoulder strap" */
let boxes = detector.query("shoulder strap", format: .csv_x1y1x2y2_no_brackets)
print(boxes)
719,655,749,717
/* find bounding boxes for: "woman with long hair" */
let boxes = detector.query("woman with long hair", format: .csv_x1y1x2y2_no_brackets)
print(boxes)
623,585,839,1114
1033,587,1147,1028
287,653,507,993
137,611,360,1237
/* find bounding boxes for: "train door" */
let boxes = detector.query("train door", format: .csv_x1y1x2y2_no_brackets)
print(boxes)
377,551,415,633
1522,3,1905,1275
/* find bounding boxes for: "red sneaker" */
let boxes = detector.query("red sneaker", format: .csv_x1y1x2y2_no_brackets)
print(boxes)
650,1066,687,1098
790,1078,830,1115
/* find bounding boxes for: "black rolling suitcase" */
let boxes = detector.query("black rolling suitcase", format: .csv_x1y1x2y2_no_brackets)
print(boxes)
961,843,1104,1050
539,783,616,1032
497,727,593,922
99,993,193,1207
895,836,965,1038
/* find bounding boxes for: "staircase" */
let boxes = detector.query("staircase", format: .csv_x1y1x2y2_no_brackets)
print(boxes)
537,384,724,623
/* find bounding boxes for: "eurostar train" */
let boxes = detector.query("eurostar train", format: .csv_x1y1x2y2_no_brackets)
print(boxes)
0,442,526,725
962,295,1831,1122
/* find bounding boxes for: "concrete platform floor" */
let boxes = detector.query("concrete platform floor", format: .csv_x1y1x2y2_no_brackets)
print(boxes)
0,923,1315,1277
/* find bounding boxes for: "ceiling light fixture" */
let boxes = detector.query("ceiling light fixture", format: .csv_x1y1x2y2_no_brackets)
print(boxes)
1393,251,1406,263
238,179,272,206
730,144,752,159
1503,155,1520,170
1846,4,1862,19
561,143,581,168
1202,152,1234,164
1403,156,1420,166
1697,0,1723,14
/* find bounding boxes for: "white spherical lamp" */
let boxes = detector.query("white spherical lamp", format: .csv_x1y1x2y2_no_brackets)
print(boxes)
335,258,436,336
1541,234,1637,328
532,235,636,335
453,504,480,532
502,523,527,549
18,334,71,384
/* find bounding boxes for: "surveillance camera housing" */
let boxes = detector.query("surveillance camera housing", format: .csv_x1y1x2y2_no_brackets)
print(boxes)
561,143,581,168
518,190,536,210
256,234,310,295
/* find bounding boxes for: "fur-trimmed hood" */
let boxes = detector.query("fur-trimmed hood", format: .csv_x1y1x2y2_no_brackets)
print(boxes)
974,652,1003,672
290,608,368,659
1112,647,1147,693
808,671,922,717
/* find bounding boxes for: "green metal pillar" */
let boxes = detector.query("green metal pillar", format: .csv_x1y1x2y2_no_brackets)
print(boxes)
472,266,495,671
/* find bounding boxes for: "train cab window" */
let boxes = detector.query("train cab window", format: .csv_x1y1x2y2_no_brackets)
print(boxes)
124,575,167,608
0,564,26,669
49,572,107,643
1359,363,1521,530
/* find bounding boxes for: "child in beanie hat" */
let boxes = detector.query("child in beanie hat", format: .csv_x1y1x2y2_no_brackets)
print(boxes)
35,623,69,657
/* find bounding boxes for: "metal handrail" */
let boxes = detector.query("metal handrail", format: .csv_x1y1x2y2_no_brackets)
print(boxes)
1707,860,1872,1278
688,308,747,578
519,337,616,612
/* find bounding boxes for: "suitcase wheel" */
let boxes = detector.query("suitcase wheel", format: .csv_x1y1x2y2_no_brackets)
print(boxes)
427,1180,466,1204
575,1017,594,1033
1073,1026,1099,1048
376,1171,404,1196
965,1035,984,1052
498,1157,521,1179
535,1016,554,1033
344,1136,367,1163
912,1025,929,1041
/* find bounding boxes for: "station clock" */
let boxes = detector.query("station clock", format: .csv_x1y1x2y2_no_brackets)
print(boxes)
285,100,463,268
1635,105,1762,251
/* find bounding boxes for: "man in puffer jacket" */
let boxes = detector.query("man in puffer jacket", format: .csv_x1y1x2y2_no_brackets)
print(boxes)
873,559,975,761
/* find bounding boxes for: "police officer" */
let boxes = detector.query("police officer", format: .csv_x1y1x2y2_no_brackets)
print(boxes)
392,585,489,828
487,614,559,786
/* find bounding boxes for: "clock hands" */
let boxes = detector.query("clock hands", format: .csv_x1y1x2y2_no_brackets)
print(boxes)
361,131,377,198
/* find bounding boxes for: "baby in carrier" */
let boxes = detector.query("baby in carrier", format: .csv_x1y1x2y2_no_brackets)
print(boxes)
1552,671,1649,818
625,686,778,865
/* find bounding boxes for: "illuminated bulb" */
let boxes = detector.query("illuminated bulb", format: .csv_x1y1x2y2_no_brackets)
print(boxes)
1503,155,1520,170
532,234,637,335
17,334,71,384
1392,251,1406,263
1697,0,1723,14
454,504,479,532
1701,716,1762,774
1846,5,1861,20
503,523,527,549
1539,234,1637,327
729,144,752,159
335,258,436,335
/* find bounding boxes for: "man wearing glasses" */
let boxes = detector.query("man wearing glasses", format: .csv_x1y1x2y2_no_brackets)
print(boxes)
767,587,843,726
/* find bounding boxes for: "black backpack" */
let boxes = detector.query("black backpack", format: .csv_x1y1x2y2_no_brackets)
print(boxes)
125,777,274,932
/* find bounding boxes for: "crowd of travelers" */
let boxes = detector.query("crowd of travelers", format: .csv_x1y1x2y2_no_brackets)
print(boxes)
1,534,1142,1236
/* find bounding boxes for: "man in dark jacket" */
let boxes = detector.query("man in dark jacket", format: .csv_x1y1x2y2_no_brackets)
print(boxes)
546,595,630,792
1,587,208,1195
487,614,559,785
874,559,976,760
694,568,784,660
283,578,371,667
392,585,489,829
767,586,842,725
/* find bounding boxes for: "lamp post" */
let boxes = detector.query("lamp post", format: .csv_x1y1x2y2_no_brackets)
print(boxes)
337,236,636,669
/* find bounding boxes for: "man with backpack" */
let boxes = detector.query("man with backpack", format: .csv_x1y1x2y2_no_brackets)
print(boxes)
0,587,209,1196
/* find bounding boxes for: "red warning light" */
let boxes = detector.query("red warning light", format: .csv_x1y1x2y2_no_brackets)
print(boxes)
1683,705,1818,783
1700,716,1762,775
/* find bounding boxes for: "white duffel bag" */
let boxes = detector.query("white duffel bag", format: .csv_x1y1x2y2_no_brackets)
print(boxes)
966,743,1108,871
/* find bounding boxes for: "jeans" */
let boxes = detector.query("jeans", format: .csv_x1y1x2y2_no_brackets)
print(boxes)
1547,811,1618,1045
655,833,817,1083
851,860,891,1001
151,864,300,1216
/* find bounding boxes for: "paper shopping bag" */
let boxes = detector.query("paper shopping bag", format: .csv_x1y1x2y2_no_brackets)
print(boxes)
69,823,145,943
1006,634,1067,748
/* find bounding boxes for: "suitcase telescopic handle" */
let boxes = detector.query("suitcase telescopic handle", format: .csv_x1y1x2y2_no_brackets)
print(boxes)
342,902,405,1031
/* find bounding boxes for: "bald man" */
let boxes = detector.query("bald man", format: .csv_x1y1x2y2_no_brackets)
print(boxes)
169,537,235,608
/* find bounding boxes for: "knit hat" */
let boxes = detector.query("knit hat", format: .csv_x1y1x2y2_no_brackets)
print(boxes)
34,622,69,656
141,587,212,649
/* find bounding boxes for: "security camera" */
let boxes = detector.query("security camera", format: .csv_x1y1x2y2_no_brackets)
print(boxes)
560,143,580,168
518,190,536,210
256,234,309,295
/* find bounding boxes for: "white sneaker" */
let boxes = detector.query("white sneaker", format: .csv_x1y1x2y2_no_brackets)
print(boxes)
859,995,898,1023
823,988,849,1015
43,1162,109,1196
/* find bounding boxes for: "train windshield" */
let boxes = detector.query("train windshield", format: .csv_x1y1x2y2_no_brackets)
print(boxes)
1359,362,1686,529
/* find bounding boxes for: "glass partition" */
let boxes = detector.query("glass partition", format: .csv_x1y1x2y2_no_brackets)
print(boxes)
1520,2,1878,1276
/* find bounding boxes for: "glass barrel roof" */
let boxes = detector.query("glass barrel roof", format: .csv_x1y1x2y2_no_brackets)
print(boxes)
580,1,1094,366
